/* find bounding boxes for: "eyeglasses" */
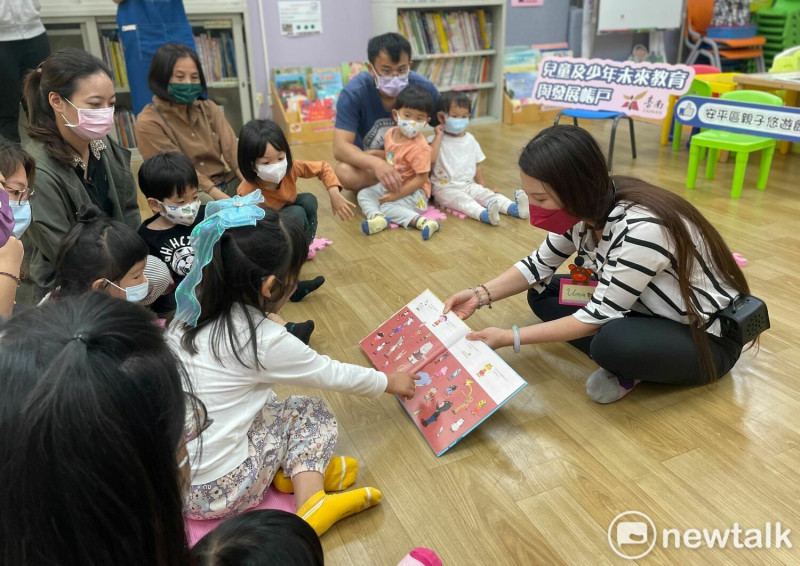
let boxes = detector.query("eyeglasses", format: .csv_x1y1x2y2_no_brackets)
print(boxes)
1,181,35,204
184,392,213,442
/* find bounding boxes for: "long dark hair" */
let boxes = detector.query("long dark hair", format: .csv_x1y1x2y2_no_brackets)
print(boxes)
54,204,149,297
519,125,751,383
193,509,324,566
0,293,193,566
180,208,309,368
148,42,208,102
238,119,293,186
22,48,113,168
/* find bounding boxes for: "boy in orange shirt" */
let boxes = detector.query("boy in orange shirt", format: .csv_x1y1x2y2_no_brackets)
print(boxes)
356,86,440,240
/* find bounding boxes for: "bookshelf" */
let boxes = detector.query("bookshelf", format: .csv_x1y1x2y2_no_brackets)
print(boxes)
40,0,255,157
371,0,506,122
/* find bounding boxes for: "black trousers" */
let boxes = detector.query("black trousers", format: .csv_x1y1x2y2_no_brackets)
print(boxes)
0,32,50,143
527,275,742,385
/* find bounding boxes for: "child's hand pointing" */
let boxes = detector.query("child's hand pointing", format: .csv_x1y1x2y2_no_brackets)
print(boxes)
385,371,418,400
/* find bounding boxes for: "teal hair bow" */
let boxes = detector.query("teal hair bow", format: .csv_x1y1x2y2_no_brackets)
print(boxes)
174,191,266,326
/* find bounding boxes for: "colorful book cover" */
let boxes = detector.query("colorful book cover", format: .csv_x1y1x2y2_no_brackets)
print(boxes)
359,290,527,457
311,71,343,102
505,71,538,100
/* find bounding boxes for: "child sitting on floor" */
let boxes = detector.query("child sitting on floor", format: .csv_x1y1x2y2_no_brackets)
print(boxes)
139,152,314,341
237,119,346,303
168,192,417,536
357,85,440,240
429,91,529,226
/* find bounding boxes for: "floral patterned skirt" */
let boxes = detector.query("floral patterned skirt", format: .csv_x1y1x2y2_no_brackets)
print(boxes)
185,393,338,520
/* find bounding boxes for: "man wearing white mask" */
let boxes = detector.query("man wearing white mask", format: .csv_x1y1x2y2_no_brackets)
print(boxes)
18,48,170,304
333,33,439,192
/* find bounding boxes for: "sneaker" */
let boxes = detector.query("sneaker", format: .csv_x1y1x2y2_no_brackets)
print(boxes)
362,214,388,235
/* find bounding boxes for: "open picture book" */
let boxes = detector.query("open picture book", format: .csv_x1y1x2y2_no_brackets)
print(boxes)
359,290,527,456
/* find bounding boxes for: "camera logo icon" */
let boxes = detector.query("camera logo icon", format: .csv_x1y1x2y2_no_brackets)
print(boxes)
608,511,657,559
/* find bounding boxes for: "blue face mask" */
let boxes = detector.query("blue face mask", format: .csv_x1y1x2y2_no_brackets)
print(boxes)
444,116,469,135
9,200,31,238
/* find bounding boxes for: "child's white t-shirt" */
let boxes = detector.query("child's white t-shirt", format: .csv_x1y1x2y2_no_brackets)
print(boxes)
166,304,387,485
427,132,486,188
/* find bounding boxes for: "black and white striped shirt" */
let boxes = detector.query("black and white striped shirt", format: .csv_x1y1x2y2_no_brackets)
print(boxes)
514,202,738,336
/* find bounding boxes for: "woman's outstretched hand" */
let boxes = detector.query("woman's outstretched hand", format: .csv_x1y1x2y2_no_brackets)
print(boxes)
442,288,480,320
466,327,512,350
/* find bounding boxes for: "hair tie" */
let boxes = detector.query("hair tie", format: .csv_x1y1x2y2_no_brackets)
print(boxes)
72,333,89,344
174,191,266,327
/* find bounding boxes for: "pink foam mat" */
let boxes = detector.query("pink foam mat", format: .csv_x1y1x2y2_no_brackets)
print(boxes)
308,236,333,259
184,486,296,546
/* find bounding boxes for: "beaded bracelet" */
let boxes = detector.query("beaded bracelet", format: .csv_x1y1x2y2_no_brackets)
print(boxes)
478,284,493,309
0,271,21,286
471,286,484,309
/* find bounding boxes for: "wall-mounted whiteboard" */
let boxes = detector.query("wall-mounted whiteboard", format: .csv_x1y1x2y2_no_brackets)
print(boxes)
597,0,684,32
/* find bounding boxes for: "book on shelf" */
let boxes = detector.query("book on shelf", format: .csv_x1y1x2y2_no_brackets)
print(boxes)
504,45,572,73
359,290,526,457
310,69,344,103
415,56,489,88
100,32,129,88
398,9,493,57
274,73,309,112
504,71,537,101
113,108,137,149
300,98,336,122
193,30,237,83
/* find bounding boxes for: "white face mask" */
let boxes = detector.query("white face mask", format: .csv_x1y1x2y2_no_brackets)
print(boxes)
256,159,288,184
106,277,149,303
158,199,200,226
397,118,425,138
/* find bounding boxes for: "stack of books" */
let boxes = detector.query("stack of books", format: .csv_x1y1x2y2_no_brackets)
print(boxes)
414,57,489,88
194,30,237,83
398,9,493,56
114,109,137,149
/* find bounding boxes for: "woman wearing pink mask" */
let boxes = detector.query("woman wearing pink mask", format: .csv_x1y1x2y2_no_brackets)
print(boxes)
19,48,168,304
444,125,759,404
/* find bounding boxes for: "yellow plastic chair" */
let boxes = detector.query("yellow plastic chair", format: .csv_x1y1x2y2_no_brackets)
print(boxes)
686,90,783,198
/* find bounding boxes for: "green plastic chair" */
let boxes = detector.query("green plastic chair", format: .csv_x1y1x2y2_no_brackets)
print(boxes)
686,90,783,198
672,78,713,151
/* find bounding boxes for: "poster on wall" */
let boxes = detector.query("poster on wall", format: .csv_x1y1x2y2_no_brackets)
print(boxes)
532,57,694,120
674,95,800,142
278,1,323,37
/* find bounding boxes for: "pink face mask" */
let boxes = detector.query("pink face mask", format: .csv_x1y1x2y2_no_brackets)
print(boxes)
62,99,115,140
529,204,582,234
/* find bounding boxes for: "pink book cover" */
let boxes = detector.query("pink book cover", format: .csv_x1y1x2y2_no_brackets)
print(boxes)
360,290,526,456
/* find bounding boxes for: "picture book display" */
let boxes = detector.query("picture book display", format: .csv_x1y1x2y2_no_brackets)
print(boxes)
360,290,526,456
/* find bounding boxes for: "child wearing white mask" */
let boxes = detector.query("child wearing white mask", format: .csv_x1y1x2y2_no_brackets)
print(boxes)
138,152,205,316
237,119,354,237
357,85,440,240
236,119,346,318
429,92,529,226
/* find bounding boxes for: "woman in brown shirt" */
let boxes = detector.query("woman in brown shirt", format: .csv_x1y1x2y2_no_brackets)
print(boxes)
134,42,241,201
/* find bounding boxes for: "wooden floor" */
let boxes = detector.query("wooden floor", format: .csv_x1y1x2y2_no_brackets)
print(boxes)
275,119,800,565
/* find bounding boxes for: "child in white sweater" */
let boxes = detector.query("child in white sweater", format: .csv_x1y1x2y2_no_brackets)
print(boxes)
429,92,529,226
168,192,417,536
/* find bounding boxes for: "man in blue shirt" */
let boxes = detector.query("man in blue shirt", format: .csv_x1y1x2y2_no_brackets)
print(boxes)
334,33,439,192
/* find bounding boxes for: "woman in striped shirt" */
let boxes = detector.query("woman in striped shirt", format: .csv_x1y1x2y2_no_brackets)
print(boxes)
444,125,752,403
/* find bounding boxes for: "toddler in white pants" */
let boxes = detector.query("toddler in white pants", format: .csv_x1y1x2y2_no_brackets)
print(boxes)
428,92,529,226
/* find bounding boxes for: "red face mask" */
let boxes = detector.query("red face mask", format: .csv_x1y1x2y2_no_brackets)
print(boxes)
528,204,581,234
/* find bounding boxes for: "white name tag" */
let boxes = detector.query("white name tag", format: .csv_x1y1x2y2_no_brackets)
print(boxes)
558,279,598,306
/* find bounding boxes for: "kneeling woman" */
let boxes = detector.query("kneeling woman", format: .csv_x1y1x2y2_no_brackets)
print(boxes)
444,125,757,403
